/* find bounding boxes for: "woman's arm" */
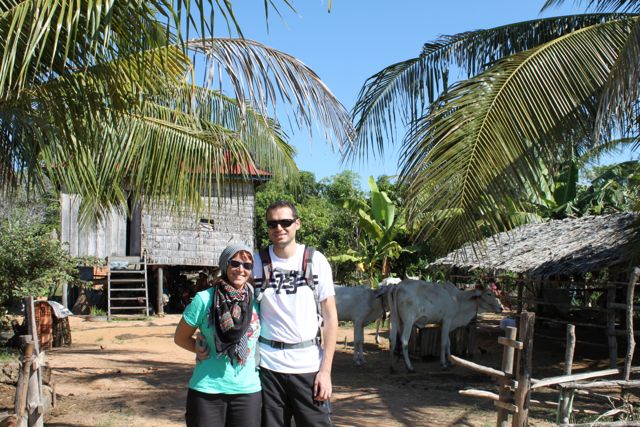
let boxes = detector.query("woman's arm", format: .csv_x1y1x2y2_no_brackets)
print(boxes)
174,318,198,353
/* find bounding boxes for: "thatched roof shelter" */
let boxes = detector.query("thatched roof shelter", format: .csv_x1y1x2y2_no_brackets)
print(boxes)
430,213,640,279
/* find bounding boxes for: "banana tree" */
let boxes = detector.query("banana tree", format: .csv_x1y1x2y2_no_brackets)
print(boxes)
577,160,640,214
340,176,407,287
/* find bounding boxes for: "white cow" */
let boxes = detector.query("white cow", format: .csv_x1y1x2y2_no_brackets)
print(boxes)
335,285,391,365
389,279,503,372
373,277,402,343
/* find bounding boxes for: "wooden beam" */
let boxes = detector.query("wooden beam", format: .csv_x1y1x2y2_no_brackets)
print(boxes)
606,283,618,368
498,326,518,427
25,297,39,354
448,355,508,379
624,267,639,381
14,336,33,417
459,390,519,414
530,399,599,415
495,400,518,414
513,312,535,427
558,324,576,425
558,380,640,391
156,267,164,316
531,369,620,389
498,335,524,350
459,389,499,401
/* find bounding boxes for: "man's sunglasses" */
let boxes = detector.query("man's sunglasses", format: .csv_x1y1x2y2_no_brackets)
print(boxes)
266,218,297,229
229,260,253,270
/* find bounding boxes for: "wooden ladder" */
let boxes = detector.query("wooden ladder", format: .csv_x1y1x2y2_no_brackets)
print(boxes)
107,255,149,320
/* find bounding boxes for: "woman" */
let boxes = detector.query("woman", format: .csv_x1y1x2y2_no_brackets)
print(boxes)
174,244,261,427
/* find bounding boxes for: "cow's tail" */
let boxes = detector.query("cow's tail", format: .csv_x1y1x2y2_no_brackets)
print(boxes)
387,285,401,371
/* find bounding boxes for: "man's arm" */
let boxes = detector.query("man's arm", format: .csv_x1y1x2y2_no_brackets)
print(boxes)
314,295,337,401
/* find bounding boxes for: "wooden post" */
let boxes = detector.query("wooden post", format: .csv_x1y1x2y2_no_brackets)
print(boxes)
606,283,618,368
467,320,477,358
24,297,43,426
497,326,517,427
26,350,44,427
14,336,34,420
513,311,535,427
624,267,640,381
25,297,39,355
156,266,164,316
557,324,576,425
517,281,524,315
61,282,68,309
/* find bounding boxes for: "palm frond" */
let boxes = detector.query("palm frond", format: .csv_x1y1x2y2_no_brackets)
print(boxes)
348,13,632,161
0,0,169,98
580,136,639,164
187,37,356,151
40,98,291,220
400,17,634,252
166,84,298,179
595,18,640,140
0,0,282,99
543,0,640,13
346,57,426,161
3,45,299,219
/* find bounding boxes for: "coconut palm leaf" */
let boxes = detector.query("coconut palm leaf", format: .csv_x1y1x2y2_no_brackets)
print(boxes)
543,0,640,13
0,0,322,184
188,38,355,150
1,32,300,214
1,0,355,221
38,82,297,219
0,0,186,97
593,19,640,140
400,17,636,252
348,13,631,161
581,136,640,163
0,42,192,188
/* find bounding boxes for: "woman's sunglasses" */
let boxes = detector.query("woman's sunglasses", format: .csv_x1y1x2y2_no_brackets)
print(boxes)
229,260,253,270
266,218,297,229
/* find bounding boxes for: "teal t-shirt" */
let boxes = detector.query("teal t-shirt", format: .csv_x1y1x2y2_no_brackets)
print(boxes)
182,288,261,394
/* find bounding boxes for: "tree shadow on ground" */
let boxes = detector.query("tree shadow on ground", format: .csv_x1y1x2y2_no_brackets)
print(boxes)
48,348,192,425
331,316,597,426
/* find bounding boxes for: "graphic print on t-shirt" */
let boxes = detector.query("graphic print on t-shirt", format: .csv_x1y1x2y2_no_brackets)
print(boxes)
259,267,318,295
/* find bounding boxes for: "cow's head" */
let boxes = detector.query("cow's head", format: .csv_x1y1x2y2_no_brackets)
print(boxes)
374,284,393,312
472,284,504,314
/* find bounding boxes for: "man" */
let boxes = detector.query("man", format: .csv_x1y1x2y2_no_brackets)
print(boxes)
194,271,210,292
254,200,337,427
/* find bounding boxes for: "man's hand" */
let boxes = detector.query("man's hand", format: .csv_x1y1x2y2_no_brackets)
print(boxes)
315,295,337,402
313,370,332,401
195,332,210,361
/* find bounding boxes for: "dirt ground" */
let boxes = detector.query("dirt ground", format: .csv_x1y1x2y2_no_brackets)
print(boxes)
4,314,616,426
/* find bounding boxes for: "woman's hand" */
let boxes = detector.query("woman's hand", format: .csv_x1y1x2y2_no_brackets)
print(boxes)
195,332,210,361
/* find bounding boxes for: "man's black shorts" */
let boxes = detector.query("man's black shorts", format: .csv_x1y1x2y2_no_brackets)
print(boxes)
260,368,332,427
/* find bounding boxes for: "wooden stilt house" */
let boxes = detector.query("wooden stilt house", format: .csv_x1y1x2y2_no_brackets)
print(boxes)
60,167,269,318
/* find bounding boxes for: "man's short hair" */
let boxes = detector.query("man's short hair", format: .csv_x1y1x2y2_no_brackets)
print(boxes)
266,200,298,219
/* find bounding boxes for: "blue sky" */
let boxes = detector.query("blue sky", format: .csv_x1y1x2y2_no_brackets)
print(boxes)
217,1,636,187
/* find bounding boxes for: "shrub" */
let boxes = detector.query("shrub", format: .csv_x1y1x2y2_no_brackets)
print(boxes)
0,209,76,310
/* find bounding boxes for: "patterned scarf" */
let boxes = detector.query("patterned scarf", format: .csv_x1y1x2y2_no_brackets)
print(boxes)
211,282,253,366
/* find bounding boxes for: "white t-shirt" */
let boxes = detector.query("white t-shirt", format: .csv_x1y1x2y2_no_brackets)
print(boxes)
253,244,335,373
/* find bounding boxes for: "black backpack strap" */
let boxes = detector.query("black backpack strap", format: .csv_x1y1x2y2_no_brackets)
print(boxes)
302,246,315,289
256,247,271,302
302,246,322,326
